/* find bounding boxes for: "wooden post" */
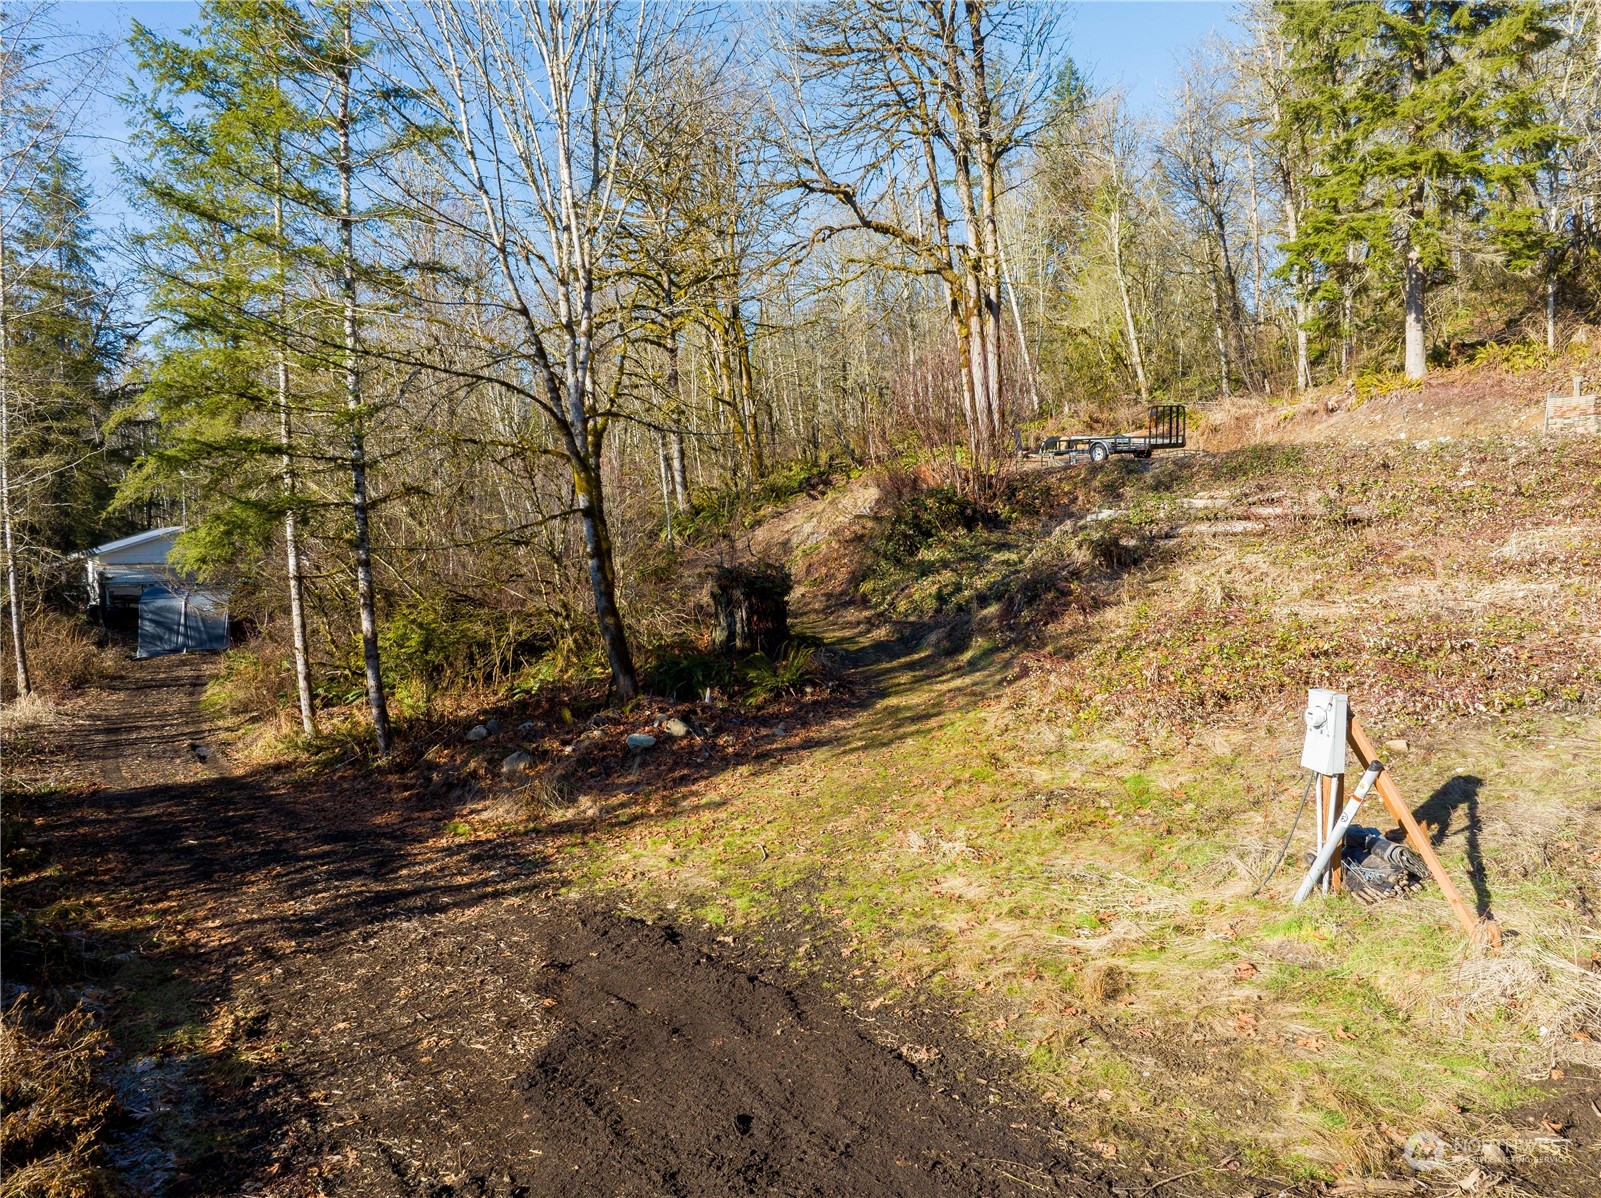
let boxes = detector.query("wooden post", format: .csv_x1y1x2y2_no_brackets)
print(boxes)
1347,716,1499,946
1325,773,1344,895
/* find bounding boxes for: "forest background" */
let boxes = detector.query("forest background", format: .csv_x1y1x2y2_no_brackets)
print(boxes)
3,0,1598,750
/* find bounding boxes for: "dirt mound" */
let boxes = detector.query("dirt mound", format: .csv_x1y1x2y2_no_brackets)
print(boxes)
278,903,1102,1197
1198,355,1594,448
748,475,879,564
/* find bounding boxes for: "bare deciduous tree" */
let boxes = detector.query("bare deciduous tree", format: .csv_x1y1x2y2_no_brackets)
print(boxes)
776,0,1056,464
378,0,688,701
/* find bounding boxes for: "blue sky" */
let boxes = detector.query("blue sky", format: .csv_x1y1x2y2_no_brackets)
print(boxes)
49,0,1234,229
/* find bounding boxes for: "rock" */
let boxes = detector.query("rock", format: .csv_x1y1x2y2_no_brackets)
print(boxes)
626,733,657,751
1384,738,1410,754
1082,508,1127,523
501,750,534,779
516,721,535,734
771,724,787,736
661,717,691,739
466,725,489,742
485,718,502,734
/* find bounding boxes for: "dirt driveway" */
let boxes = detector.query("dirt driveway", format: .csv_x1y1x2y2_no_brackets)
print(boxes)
31,654,1116,1197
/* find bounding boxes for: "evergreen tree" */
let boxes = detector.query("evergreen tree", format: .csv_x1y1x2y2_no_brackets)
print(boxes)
1277,0,1563,379
3,18,125,696
124,0,400,745
125,0,330,735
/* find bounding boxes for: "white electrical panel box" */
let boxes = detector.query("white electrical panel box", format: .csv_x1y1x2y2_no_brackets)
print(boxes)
1300,688,1349,776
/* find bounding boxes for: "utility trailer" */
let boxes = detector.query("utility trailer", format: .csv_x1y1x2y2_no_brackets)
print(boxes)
1034,404,1187,464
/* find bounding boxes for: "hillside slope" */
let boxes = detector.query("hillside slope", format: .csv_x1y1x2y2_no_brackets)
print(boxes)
572,417,1601,1192
1198,350,1594,449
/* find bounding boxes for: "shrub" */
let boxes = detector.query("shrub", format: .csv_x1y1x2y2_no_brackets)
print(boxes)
674,460,842,543
739,643,817,705
1076,519,1154,572
2,612,117,703
1472,339,1551,372
1353,369,1420,401
373,598,555,707
645,646,734,701
201,651,288,722
864,478,985,571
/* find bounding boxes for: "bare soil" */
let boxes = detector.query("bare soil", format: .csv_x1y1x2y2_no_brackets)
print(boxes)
1196,353,1594,449
21,653,1118,1197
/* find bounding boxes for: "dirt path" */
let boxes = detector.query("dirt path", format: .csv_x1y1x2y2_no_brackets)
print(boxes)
41,654,1114,1197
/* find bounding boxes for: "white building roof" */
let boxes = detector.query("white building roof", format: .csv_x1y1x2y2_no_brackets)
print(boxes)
83,526,184,565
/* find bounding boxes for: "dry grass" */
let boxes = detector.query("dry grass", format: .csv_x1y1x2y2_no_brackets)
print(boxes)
0,1002,117,1198
1,612,120,704
1192,343,1596,451
1,691,60,735
565,430,1601,1182
1081,960,1130,1004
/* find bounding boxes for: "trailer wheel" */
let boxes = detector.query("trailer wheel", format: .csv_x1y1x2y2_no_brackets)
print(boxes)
1090,441,1110,463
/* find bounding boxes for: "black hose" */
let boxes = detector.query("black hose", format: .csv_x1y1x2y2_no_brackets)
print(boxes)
1251,770,1317,898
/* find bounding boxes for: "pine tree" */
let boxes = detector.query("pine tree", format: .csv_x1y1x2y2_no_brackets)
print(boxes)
125,0,341,737
3,18,125,697
1278,0,1563,379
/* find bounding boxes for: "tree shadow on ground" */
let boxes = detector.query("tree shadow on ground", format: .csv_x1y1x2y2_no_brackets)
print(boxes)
17,624,1099,1197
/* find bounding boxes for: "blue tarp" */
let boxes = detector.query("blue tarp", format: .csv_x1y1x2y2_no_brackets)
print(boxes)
136,586,228,658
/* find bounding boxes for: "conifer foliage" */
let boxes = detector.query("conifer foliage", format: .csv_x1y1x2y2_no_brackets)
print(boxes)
1276,0,1564,379
2,11,125,698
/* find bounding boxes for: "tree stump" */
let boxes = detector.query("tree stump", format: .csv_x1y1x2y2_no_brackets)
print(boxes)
709,562,791,657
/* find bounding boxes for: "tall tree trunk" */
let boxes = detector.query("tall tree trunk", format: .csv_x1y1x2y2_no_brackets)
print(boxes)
736,309,763,479
725,301,763,480
668,431,688,509
966,0,1005,445
274,174,317,737
1341,240,1360,374
663,299,688,509
1294,295,1312,391
1245,139,1265,323
279,366,317,737
1403,241,1427,381
0,222,29,699
657,434,674,549
966,272,995,453
1109,204,1151,403
337,18,391,756
998,238,1038,414
662,268,688,509
1208,263,1230,397
574,462,636,701
1546,272,1557,352
1284,190,1311,391
0,220,29,698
